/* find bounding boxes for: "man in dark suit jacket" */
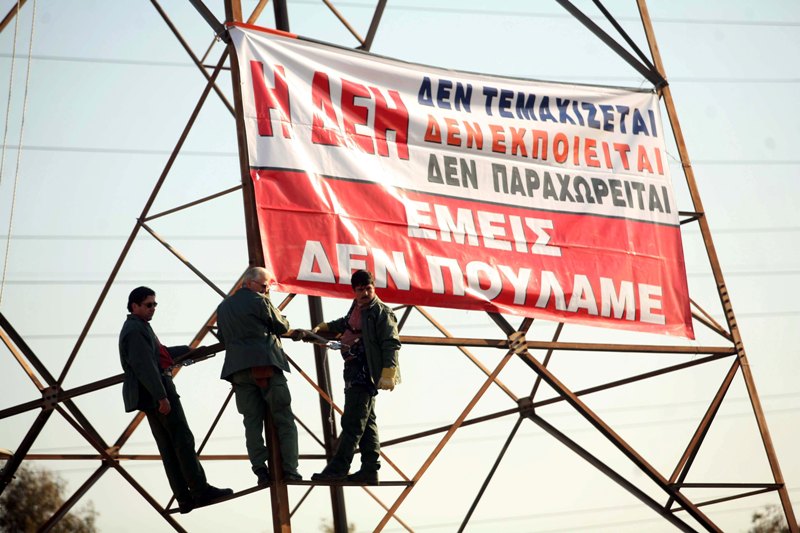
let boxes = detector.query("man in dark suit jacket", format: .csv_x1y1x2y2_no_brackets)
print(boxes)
217,267,301,484
119,286,232,513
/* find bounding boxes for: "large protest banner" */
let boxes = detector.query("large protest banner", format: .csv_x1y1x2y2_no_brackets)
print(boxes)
229,23,693,338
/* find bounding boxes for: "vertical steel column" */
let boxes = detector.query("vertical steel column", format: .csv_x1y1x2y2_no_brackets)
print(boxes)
636,2,798,531
225,1,291,531
309,297,349,532
226,0,264,267
272,0,290,33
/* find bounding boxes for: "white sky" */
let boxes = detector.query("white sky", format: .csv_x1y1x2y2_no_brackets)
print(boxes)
1,1,799,532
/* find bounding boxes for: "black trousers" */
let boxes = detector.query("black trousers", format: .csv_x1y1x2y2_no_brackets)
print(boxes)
144,376,207,502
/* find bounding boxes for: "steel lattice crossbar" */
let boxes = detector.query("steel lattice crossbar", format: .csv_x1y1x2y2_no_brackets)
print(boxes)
0,1,795,532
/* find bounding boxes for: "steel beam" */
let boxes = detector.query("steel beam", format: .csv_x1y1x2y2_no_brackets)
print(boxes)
309,296,349,533
55,406,187,532
360,0,387,51
555,0,665,87
144,184,242,222
488,312,721,532
141,222,227,298
39,464,110,532
636,1,798,530
224,0,289,527
151,0,235,115
56,48,231,387
0,0,27,34
400,334,735,355
667,358,740,510
374,319,535,531
527,413,698,532
0,409,53,494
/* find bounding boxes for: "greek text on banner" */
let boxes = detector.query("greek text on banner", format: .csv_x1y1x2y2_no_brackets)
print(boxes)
229,23,693,338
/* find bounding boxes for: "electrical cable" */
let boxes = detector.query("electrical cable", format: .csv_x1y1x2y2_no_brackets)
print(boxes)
0,0,36,307
0,0,22,190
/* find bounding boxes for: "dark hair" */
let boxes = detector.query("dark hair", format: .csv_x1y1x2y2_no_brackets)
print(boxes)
128,286,155,312
350,269,374,289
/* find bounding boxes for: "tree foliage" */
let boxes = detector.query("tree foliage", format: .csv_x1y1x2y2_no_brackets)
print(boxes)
0,464,97,533
319,518,356,533
749,504,792,533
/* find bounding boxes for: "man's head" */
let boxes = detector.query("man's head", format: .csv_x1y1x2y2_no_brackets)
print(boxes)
128,286,157,322
243,266,273,295
351,269,375,308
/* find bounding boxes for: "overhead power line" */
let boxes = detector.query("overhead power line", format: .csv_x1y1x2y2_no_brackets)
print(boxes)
0,53,798,84
0,143,237,157
2,144,800,166
282,2,800,28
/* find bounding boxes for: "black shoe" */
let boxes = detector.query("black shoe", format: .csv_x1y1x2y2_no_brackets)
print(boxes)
346,470,378,484
194,484,234,507
254,466,270,485
284,471,302,482
177,499,194,514
311,470,347,482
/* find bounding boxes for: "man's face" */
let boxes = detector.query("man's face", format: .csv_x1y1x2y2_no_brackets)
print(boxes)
354,283,375,308
132,295,157,322
246,274,270,295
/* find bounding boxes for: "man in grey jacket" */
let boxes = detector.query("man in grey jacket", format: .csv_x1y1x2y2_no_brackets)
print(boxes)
217,267,302,484
119,286,232,513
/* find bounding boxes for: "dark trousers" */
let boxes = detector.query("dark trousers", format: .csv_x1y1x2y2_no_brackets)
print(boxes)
231,368,300,476
144,377,207,502
326,385,380,474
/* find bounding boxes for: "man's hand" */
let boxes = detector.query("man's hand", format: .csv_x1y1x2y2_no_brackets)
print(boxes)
158,397,171,415
377,367,397,391
288,329,307,341
311,322,329,334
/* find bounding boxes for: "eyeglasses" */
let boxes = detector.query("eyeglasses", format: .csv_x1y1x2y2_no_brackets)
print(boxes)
144,302,158,309
250,280,269,291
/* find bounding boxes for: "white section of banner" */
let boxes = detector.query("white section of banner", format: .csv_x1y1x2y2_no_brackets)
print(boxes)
231,26,676,226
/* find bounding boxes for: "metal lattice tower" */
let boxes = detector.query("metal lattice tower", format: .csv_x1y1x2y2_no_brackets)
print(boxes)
0,1,796,532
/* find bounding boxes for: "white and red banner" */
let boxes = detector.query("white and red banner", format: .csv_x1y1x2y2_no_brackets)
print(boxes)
229,23,693,338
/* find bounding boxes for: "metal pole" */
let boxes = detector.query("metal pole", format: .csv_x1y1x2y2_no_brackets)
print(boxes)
56,48,231,386
361,0,387,51
224,2,291,531
666,358,740,510
309,297,349,532
636,2,798,530
488,312,722,532
39,464,110,532
0,0,27,34
0,409,53,494
273,0,290,33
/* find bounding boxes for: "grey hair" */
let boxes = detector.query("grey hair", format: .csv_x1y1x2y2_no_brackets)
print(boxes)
243,266,271,283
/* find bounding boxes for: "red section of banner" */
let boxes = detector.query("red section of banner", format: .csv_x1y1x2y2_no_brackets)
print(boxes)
254,170,692,338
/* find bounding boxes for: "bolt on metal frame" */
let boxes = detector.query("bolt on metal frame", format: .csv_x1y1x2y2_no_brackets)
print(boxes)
0,0,795,532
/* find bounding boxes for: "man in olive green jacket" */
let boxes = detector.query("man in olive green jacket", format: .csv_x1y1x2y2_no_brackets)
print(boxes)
119,286,231,513
311,270,401,484
217,267,301,483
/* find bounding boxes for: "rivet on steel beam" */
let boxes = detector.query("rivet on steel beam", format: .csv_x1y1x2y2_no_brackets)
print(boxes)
41,386,61,410
517,396,535,418
507,331,527,355
107,445,121,459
